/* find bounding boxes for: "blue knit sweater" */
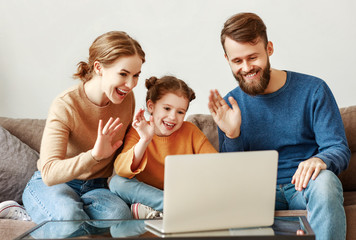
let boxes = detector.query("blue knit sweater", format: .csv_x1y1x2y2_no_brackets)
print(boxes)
219,71,350,184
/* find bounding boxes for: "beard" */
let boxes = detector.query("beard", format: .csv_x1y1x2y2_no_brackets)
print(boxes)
233,59,271,96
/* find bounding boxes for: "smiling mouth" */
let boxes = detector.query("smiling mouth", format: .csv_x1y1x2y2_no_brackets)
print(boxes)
163,121,175,129
116,88,129,97
245,72,257,78
241,69,260,82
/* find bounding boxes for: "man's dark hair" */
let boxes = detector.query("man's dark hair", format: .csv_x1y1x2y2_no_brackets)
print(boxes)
221,12,268,52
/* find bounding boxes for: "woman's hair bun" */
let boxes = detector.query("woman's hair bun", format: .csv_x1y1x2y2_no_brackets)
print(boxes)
73,61,91,81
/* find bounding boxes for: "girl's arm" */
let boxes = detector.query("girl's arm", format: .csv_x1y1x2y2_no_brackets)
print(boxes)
131,108,155,171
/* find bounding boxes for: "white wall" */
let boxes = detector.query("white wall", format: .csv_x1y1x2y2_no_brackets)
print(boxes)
1,0,355,119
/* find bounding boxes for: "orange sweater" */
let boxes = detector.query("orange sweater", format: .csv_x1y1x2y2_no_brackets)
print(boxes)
114,122,217,190
37,82,135,186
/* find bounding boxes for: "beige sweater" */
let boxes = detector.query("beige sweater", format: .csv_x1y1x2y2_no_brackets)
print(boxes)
38,82,135,186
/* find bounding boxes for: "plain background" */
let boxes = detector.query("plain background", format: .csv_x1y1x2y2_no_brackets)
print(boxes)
1,0,355,119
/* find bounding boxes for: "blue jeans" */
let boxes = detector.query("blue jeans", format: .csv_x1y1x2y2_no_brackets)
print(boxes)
23,171,132,225
275,170,345,240
109,175,164,212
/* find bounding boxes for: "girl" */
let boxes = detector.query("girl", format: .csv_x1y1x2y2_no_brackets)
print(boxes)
109,75,217,219
22,31,145,223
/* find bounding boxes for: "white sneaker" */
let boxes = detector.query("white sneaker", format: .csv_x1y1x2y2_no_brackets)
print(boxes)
131,203,163,219
0,200,32,221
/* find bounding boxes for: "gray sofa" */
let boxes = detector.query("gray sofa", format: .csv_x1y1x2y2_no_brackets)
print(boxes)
1,105,356,239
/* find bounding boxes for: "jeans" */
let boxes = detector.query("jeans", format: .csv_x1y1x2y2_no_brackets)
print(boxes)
275,170,345,240
109,175,164,212
22,171,132,225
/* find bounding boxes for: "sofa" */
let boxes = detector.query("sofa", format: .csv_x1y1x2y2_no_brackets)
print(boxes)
1,105,356,240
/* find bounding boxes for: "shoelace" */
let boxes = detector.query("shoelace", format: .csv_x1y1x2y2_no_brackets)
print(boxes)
7,208,31,221
146,210,163,219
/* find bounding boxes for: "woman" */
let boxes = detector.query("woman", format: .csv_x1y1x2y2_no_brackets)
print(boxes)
23,31,145,223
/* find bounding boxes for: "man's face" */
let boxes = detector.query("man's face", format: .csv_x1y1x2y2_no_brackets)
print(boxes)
224,37,273,96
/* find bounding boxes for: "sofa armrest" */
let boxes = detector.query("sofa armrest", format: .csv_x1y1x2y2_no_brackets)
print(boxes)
338,106,356,191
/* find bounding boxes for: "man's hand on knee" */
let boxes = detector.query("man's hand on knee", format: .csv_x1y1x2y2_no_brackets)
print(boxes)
291,157,327,191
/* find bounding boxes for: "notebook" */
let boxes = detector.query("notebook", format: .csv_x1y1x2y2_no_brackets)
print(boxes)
145,150,278,234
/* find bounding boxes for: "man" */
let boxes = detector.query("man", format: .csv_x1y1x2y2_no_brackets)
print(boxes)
208,12,350,240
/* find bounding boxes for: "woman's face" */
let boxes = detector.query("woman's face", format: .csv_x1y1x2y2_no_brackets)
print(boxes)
147,92,189,137
100,55,142,105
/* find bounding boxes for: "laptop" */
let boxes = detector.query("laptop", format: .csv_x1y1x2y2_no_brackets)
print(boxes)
145,150,278,234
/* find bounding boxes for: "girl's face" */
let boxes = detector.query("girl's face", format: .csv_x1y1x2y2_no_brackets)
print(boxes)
98,55,142,105
147,92,189,137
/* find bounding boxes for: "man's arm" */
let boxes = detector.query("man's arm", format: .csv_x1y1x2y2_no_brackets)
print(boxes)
292,82,350,191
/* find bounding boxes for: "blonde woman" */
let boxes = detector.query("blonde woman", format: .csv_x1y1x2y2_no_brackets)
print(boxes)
23,31,145,223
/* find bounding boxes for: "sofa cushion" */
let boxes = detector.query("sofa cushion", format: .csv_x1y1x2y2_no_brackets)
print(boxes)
0,117,46,153
0,126,39,204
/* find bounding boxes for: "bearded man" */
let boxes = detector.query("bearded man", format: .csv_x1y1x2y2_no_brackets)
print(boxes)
208,12,350,240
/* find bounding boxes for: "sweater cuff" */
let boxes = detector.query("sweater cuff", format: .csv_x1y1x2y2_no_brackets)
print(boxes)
132,152,148,175
221,135,244,152
313,153,338,175
85,150,102,166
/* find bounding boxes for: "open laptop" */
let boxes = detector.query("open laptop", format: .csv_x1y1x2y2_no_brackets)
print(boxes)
145,150,278,234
